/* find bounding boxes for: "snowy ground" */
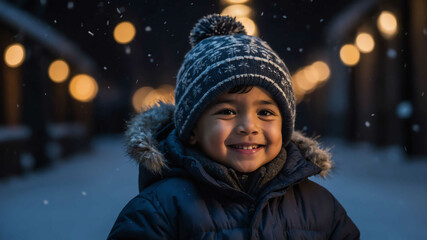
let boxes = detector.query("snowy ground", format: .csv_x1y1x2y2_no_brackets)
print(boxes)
0,135,426,240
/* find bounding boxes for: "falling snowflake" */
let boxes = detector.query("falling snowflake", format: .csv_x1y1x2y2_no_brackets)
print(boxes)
125,46,131,55
298,48,304,53
81,191,87,196
396,101,413,119
286,47,291,51
145,26,152,32
103,66,107,70
387,49,397,59
412,124,420,132
67,1,74,9
88,31,94,36
365,121,371,127
43,200,49,205
282,15,287,19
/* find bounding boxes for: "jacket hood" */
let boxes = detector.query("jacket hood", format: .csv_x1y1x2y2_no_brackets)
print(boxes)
125,103,333,178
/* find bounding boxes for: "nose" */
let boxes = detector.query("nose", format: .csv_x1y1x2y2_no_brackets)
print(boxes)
236,114,259,135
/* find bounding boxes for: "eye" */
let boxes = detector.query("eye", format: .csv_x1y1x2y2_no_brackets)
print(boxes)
258,109,275,116
216,109,236,115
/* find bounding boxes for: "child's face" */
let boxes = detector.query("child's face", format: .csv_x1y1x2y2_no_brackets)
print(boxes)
190,86,282,173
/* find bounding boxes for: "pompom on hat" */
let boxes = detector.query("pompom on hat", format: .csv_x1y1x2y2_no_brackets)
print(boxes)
174,14,296,146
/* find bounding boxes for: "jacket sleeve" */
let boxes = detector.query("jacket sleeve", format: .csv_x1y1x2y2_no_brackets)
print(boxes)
107,194,175,240
329,197,360,240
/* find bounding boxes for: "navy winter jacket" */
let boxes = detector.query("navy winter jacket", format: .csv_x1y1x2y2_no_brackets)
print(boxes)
108,104,360,239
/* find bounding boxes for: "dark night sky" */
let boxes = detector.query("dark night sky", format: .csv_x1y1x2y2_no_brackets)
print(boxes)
6,0,355,83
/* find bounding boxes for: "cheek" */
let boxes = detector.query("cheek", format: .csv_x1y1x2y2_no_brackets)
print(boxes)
266,122,283,147
203,122,230,145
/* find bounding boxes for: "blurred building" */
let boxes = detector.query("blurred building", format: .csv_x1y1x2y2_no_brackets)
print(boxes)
298,0,427,156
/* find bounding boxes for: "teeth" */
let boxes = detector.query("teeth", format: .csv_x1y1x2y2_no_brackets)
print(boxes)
233,145,259,149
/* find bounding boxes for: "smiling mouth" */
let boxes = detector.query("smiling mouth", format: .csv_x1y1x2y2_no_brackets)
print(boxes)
228,144,264,150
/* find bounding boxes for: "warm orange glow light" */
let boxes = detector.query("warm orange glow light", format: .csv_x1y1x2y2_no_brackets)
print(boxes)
69,74,98,102
340,44,360,66
132,86,153,112
114,21,136,44
221,4,252,18
48,60,70,83
224,0,249,4
237,17,258,36
355,32,375,53
311,61,330,82
4,43,25,68
377,11,398,39
132,85,175,112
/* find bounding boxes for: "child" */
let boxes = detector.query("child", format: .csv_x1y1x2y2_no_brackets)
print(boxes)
108,14,360,239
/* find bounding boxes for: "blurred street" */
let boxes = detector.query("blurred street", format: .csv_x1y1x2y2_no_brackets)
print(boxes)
0,135,426,240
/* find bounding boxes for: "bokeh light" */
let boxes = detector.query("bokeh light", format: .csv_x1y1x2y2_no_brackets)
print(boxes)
48,60,70,83
69,74,98,102
377,11,398,38
221,4,252,18
236,17,258,36
132,85,175,112
340,44,360,66
355,33,375,53
291,61,330,104
113,21,136,44
132,86,153,112
311,61,330,82
224,0,249,4
4,43,25,68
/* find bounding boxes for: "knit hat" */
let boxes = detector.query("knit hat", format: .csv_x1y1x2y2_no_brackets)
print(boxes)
174,14,295,146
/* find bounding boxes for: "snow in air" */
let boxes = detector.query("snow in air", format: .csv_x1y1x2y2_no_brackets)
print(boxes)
387,49,397,59
67,1,74,9
412,124,420,132
365,121,371,128
396,101,413,119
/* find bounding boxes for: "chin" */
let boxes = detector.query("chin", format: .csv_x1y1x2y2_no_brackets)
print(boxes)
233,164,260,173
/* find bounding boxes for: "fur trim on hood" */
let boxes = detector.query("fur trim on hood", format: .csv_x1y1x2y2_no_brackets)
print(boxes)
125,103,333,178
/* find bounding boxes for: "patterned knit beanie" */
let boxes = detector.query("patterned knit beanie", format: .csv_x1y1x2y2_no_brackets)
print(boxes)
174,14,295,146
